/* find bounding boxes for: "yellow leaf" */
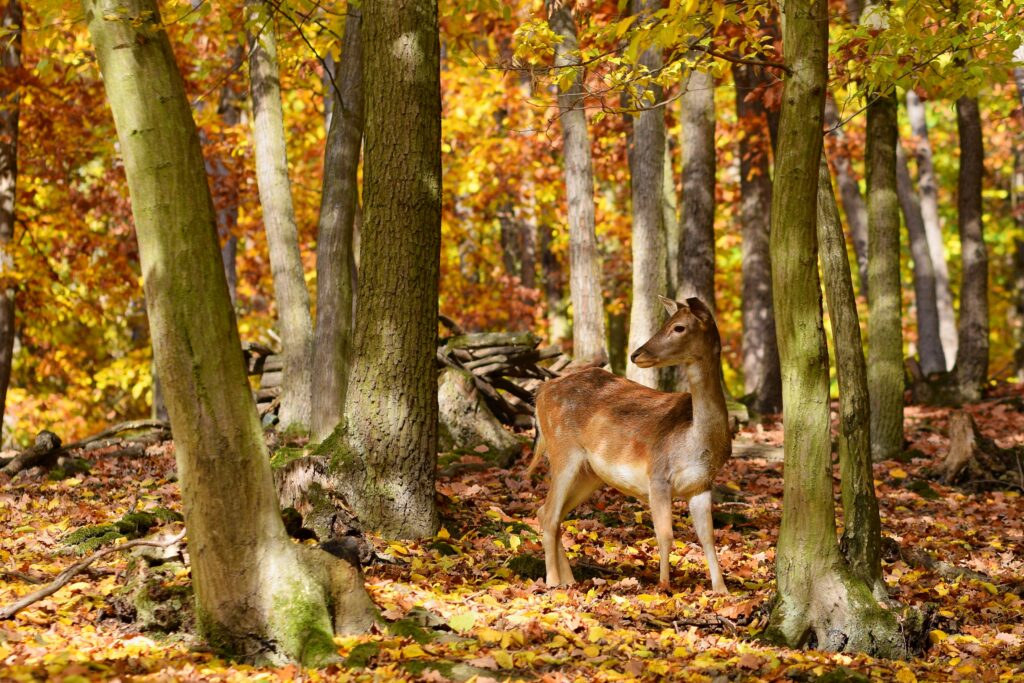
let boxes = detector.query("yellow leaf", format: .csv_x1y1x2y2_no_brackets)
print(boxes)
436,526,450,540
889,468,908,479
582,645,600,658
401,644,426,659
509,535,521,551
894,666,917,683
929,629,948,644
979,581,998,595
478,628,503,644
448,612,478,634
726,481,741,491
494,649,515,669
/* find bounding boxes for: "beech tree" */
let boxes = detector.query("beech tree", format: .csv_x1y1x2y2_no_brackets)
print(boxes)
325,0,442,538
0,0,20,425
84,0,374,662
311,7,363,443
766,0,902,654
824,96,869,297
246,0,315,431
677,66,716,310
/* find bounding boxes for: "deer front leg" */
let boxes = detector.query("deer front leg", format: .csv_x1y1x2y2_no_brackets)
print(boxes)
649,484,675,590
689,490,727,593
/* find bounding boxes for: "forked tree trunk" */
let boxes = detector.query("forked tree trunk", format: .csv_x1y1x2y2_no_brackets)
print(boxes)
311,7,363,442
84,0,374,663
953,96,989,401
734,63,781,415
816,157,884,594
626,0,666,389
896,141,945,375
766,0,902,656
546,1,606,363
824,96,869,298
326,0,442,539
906,90,957,368
246,0,314,431
0,0,21,426
865,82,904,462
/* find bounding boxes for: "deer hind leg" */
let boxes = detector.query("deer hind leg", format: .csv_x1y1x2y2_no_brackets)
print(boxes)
539,448,599,586
649,484,675,590
689,490,727,594
552,467,604,585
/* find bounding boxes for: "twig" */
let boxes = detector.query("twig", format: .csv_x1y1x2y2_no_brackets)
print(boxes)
0,529,186,621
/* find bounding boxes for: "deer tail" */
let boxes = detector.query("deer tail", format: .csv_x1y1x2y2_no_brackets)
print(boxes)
526,426,546,476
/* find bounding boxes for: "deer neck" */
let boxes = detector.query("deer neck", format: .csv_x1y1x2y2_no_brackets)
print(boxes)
684,355,728,430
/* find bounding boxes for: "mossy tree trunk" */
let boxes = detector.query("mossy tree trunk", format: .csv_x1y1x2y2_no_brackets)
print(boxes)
327,0,441,539
311,7,363,443
546,1,606,363
953,95,989,401
626,0,667,390
734,62,782,415
816,157,884,595
766,0,903,656
823,95,869,298
246,0,314,432
84,0,375,664
0,0,20,427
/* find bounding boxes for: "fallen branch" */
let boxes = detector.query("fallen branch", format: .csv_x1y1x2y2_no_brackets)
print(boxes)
0,528,185,621
899,546,993,584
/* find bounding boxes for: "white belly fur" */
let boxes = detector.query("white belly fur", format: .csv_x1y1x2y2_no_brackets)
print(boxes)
587,454,649,499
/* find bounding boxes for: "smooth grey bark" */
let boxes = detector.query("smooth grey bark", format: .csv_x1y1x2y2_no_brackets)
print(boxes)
0,0,21,427
327,0,442,539
734,63,781,415
953,96,989,401
817,157,884,595
311,8,363,443
766,0,902,656
896,141,945,375
664,141,680,296
1014,52,1024,380
626,0,667,389
547,1,606,363
213,42,244,305
84,0,374,663
824,96,869,298
246,0,315,431
906,90,956,368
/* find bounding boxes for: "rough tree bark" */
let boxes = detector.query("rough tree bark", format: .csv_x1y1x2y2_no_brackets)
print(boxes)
213,42,244,305
906,90,957,368
824,96,869,298
324,0,442,539
953,95,989,401
84,0,374,663
1013,47,1024,381
311,7,363,443
539,224,569,345
734,63,782,415
626,0,667,389
246,0,314,431
547,1,606,363
864,1,904,462
816,157,884,595
766,0,903,655
0,0,20,426
896,141,945,375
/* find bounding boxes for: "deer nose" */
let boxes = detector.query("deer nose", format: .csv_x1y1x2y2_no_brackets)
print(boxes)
629,349,640,362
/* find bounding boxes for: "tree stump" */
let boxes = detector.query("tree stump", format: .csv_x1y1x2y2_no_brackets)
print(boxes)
438,367,524,465
935,411,1023,488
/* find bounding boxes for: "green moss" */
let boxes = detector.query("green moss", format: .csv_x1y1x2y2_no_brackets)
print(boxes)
905,479,940,500
388,619,435,644
79,530,123,553
507,554,546,581
63,523,118,547
115,511,159,536
401,659,454,677
151,507,184,523
271,582,338,667
343,641,380,668
270,446,307,470
48,458,91,480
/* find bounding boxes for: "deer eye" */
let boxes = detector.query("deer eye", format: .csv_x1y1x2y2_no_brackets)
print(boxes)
673,325,686,334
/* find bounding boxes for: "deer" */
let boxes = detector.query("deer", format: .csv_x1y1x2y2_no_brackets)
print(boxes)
527,296,730,593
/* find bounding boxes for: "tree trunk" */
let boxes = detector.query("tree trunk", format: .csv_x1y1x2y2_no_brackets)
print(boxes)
1013,49,1024,380
953,96,989,401
211,42,244,306
539,224,569,345
246,0,315,431
84,0,375,663
326,0,442,539
766,0,902,656
311,7,363,443
0,0,21,426
865,88,904,462
816,157,884,595
896,141,945,375
663,140,680,296
906,90,957,368
626,0,667,389
824,96,869,298
547,1,606,363
734,63,781,415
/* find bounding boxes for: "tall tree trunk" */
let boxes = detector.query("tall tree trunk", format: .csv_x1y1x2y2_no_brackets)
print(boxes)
816,157,884,595
677,67,717,309
213,42,244,306
0,0,21,427
540,223,569,345
896,142,945,375
865,74,904,462
734,63,781,415
664,140,680,296
626,0,666,389
766,0,902,655
953,96,989,400
84,0,374,663
906,90,957,368
246,0,315,431
1013,49,1024,380
824,96,869,298
311,7,363,443
547,1,606,362
328,0,442,539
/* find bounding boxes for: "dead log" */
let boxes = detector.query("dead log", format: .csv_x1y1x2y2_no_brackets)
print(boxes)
934,410,1024,489
1,431,62,476
438,368,524,462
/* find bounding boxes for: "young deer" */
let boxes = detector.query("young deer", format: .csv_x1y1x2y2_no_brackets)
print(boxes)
528,296,730,593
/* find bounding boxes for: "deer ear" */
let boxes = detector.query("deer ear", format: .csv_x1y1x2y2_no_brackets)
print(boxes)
658,295,679,316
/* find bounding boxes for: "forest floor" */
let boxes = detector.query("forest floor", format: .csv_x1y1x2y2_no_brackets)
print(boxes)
1,391,1023,682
